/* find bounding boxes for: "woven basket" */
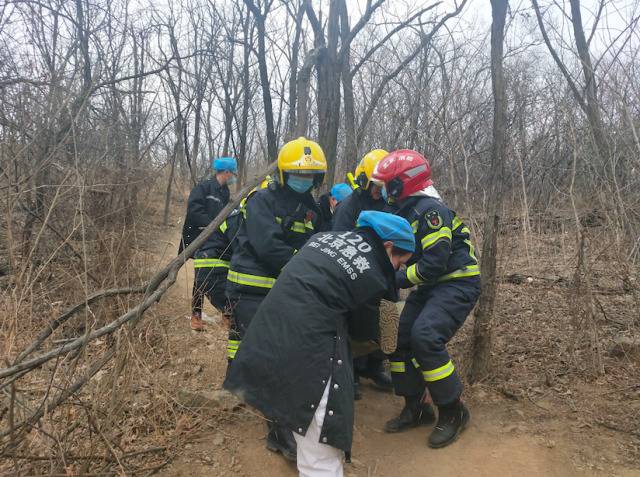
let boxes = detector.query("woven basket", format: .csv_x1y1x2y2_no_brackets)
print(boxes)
350,300,404,357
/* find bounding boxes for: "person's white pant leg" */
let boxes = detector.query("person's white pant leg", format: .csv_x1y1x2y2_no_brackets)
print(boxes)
293,380,344,477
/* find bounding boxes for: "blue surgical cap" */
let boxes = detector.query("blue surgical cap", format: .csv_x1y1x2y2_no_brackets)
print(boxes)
213,157,238,173
330,183,353,203
356,211,415,252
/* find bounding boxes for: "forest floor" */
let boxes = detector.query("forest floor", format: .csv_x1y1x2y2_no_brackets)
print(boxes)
138,196,639,477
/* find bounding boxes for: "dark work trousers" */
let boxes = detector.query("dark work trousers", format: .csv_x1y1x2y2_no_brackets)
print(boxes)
191,268,229,315
389,277,481,405
354,351,386,377
225,293,265,364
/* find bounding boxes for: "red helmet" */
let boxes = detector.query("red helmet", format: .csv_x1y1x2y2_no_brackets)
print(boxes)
371,149,432,200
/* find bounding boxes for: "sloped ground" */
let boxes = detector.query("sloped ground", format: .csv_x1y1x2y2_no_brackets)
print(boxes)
150,219,639,477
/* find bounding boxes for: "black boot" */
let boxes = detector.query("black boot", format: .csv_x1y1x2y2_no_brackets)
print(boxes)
384,395,436,433
361,366,393,390
266,422,297,461
428,400,469,448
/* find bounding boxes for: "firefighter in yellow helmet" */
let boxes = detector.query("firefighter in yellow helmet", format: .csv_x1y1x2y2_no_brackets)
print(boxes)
226,137,327,462
332,149,392,399
333,149,388,230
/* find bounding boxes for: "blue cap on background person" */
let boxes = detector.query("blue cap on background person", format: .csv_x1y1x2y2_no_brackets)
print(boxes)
356,211,415,252
213,157,238,173
330,183,353,203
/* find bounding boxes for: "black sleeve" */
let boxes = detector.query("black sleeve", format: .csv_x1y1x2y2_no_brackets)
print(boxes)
347,299,381,341
244,191,296,273
186,182,211,228
347,262,390,341
331,194,359,231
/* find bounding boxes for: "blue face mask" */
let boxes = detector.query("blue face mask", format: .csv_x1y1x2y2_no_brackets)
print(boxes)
287,176,314,194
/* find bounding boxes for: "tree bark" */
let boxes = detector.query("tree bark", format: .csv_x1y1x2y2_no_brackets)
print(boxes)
469,0,508,383
244,0,278,162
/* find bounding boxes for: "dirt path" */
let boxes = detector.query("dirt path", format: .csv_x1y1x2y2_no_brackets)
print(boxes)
154,225,638,477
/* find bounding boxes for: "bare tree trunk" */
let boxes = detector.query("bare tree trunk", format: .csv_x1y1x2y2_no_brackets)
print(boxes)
163,143,178,226
238,6,254,184
469,0,508,383
286,1,305,139
314,1,342,183
568,0,608,159
244,0,278,162
340,2,357,172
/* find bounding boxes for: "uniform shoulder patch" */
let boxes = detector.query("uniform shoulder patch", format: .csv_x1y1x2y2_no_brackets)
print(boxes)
425,210,443,230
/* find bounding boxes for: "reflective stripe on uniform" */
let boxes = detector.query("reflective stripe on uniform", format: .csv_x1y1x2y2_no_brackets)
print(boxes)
461,226,479,264
227,270,276,289
275,216,313,234
411,358,420,368
406,264,425,285
452,216,463,230
421,227,452,250
227,339,241,359
437,264,480,282
411,220,419,234
220,220,228,233
193,258,231,269
422,360,455,382
389,361,406,373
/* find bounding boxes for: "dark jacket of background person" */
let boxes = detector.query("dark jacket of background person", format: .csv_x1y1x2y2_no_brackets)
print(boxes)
317,192,334,231
331,189,384,231
179,177,230,255
224,228,396,452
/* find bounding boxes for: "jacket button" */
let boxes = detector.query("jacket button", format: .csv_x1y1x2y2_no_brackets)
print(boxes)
328,410,334,416
298,428,303,433
337,359,343,365
330,357,333,361
333,383,339,390
322,437,328,443
322,379,326,384
311,404,315,409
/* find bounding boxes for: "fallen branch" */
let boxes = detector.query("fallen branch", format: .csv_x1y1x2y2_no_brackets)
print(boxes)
0,163,276,441
13,287,146,365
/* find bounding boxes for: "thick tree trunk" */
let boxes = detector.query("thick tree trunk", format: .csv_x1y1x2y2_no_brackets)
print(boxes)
315,1,341,183
469,0,508,383
340,2,357,174
238,10,253,185
286,3,305,139
248,3,278,162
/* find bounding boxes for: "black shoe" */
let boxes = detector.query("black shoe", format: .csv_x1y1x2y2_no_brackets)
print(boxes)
384,395,436,433
428,400,470,448
266,422,297,461
361,369,393,390
354,378,362,401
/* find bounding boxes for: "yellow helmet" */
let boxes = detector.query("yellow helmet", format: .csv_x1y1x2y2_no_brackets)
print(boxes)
277,137,327,186
354,149,388,189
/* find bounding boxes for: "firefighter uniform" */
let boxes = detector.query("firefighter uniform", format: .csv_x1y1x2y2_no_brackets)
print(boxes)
389,195,481,405
225,185,321,360
191,210,242,314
